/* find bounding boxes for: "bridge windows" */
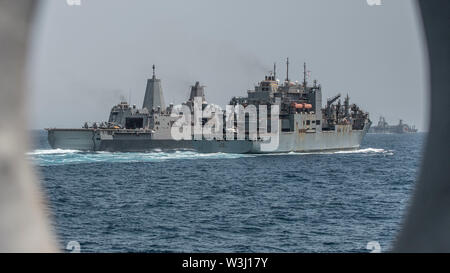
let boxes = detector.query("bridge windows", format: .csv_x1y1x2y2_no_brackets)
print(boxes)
125,117,144,129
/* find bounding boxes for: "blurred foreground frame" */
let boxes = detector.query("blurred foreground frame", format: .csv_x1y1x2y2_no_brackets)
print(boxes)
0,0,57,252
393,0,450,252
0,0,448,253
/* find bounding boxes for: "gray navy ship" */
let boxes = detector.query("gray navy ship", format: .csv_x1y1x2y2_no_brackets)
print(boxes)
47,61,371,153
368,116,418,134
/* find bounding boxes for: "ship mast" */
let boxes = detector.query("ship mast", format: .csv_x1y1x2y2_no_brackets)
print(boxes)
273,62,276,80
285,57,289,82
303,62,307,86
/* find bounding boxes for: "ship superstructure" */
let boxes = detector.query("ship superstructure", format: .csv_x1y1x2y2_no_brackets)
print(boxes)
195,59,371,153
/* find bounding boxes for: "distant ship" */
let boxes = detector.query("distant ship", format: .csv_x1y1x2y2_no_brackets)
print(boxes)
368,117,418,134
47,60,371,153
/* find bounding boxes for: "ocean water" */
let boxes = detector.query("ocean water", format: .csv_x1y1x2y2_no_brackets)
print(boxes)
29,131,425,252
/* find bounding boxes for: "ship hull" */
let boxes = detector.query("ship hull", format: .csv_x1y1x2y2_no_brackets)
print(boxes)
47,129,194,152
47,129,96,150
192,140,253,153
47,124,369,154
251,127,368,153
368,127,418,134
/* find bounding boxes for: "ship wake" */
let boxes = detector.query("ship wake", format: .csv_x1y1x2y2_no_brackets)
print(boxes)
282,147,394,156
333,148,392,154
27,149,255,166
27,147,393,166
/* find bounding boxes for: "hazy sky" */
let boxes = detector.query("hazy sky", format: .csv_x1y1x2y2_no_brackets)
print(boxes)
28,0,427,131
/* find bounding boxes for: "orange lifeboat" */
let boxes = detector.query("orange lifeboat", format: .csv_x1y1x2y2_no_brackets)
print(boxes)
292,103,312,109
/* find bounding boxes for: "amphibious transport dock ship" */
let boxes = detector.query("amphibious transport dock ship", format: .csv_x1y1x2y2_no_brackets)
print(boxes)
47,61,371,153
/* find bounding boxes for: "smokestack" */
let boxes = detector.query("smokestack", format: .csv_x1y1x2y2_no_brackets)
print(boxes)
143,65,165,111
189,81,206,102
